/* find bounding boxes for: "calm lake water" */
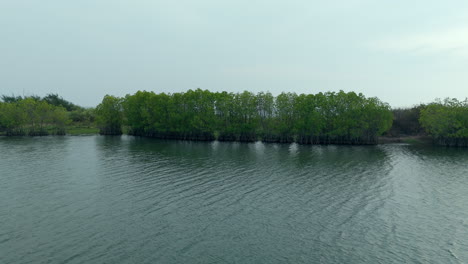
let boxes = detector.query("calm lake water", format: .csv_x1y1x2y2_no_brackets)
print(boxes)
1,136,467,263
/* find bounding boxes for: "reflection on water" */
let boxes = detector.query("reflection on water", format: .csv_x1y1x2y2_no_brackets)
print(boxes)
0,136,467,263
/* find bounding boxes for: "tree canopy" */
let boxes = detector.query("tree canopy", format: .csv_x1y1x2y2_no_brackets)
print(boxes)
0,98,69,136
3,90,466,147
95,95,123,135
420,98,468,146
97,89,394,144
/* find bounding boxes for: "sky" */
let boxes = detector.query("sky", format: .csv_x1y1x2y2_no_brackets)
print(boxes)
1,0,468,108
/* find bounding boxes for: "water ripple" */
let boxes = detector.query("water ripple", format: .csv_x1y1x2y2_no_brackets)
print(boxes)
1,136,467,263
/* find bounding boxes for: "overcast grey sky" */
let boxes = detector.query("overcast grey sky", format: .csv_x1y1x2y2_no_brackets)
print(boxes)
1,1,467,107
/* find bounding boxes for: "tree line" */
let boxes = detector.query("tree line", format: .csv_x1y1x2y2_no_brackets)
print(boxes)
419,98,468,147
0,94,95,136
382,98,468,147
2,90,466,147
95,89,393,145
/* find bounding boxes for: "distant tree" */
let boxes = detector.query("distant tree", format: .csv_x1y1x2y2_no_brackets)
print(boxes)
386,106,425,136
42,93,81,111
69,108,95,125
1,95,24,103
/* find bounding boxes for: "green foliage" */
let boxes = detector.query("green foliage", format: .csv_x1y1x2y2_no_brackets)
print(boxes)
256,91,276,141
216,91,258,141
42,93,81,111
0,99,70,136
292,91,393,144
122,90,153,135
1,95,24,103
0,93,99,136
122,89,217,140
274,92,297,142
0,90,395,143
0,102,24,134
420,98,468,146
69,108,95,125
95,95,123,135
120,89,393,144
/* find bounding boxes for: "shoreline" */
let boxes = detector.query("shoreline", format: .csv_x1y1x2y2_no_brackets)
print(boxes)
1,132,435,146
378,135,432,145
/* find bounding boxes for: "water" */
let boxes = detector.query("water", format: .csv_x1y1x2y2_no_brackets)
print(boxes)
1,136,467,264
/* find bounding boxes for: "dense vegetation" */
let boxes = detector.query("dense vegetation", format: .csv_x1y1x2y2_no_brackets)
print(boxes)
96,89,393,145
2,90,466,147
420,98,468,147
385,105,425,137
0,94,95,136
95,95,123,135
